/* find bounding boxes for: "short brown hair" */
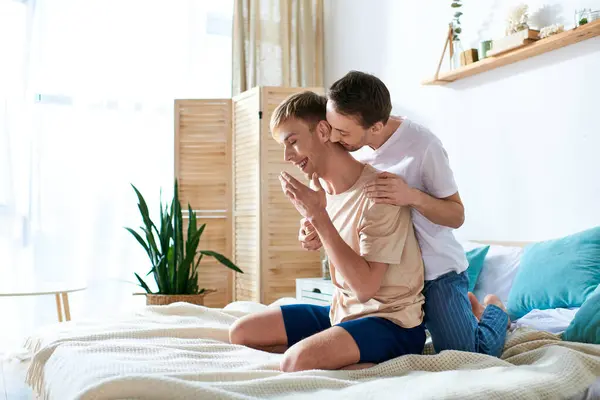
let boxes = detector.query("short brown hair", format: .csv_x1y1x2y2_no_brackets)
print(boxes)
270,91,327,133
328,71,392,128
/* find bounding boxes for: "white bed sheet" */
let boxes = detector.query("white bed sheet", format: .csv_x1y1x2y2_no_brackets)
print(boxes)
513,308,579,334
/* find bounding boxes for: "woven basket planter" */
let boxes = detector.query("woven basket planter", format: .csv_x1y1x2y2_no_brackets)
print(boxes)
145,290,217,306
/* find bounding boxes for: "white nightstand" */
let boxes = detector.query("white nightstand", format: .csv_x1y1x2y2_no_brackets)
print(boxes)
296,278,335,306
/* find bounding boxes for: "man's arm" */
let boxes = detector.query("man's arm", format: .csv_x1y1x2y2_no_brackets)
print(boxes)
414,138,465,228
278,171,388,302
409,190,464,229
309,210,388,303
365,139,465,229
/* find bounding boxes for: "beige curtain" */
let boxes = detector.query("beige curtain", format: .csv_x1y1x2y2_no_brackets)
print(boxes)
233,0,324,95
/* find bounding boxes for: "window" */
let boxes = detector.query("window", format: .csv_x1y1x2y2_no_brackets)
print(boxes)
31,0,233,108
0,0,28,208
0,0,235,351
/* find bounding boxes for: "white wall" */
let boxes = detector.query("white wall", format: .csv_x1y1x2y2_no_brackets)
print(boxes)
324,0,600,241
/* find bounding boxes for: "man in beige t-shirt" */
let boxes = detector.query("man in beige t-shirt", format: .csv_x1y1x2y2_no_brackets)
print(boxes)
229,91,425,372
326,163,424,329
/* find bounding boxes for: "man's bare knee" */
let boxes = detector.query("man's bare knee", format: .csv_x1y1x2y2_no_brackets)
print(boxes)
229,316,252,345
280,345,312,372
281,326,360,372
229,308,287,349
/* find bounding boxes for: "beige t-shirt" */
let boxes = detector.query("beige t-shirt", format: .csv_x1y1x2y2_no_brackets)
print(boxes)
326,164,425,328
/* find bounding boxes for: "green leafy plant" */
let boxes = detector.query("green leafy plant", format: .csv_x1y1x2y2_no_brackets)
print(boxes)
575,8,591,27
451,1,462,41
126,180,242,295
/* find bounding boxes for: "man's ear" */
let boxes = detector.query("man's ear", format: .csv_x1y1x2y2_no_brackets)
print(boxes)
370,121,385,135
316,120,332,143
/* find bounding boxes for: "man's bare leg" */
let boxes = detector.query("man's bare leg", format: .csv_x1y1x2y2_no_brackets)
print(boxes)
231,308,371,370
280,326,361,372
229,307,289,353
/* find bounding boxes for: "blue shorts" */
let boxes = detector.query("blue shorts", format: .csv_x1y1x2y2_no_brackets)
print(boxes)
281,304,425,364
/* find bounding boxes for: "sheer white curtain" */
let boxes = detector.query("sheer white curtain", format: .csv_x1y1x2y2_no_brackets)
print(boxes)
0,0,233,352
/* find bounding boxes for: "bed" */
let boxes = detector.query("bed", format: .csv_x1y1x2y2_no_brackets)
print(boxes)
19,239,600,399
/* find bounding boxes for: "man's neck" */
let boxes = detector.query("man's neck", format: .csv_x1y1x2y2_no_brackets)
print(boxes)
368,115,403,150
317,144,364,195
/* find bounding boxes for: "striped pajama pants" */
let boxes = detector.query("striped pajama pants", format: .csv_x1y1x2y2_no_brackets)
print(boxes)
423,271,508,357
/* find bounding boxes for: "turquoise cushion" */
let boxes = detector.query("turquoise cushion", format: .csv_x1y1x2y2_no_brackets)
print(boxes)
563,285,600,344
465,246,490,292
507,226,600,320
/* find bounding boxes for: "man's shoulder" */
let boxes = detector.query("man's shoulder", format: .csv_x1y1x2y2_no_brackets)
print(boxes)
399,119,441,148
361,164,382,179
347,164,382,192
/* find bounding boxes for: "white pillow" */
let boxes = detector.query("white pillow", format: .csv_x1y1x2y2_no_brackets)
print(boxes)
461,241,524,305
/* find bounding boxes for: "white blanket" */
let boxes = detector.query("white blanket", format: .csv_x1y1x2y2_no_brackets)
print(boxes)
25,301,600,400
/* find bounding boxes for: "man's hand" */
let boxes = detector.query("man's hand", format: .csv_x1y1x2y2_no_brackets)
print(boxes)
365,172,465,228
279,172,327,220
299,218,322,251
364,172,417,206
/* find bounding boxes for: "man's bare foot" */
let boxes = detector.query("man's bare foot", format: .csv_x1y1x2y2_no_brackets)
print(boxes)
468,292,485,321
484,294,511,328
483,294,506,312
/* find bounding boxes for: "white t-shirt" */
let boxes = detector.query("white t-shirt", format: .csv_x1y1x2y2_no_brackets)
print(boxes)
351,118,468,281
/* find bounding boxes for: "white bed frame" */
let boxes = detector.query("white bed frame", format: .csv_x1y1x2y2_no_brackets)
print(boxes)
471,240,532,248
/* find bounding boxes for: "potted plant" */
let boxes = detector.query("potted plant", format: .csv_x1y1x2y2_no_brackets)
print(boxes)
126,180,243,306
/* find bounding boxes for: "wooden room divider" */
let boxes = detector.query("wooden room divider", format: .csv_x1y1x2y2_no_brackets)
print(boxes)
174,86,323,307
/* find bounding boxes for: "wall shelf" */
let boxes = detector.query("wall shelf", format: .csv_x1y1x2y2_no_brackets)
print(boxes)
423,19,600,86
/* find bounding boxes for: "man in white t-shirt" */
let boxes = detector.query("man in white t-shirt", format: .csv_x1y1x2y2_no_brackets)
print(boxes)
300,71,509,357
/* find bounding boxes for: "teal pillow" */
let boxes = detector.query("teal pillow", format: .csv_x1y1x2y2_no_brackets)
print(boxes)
507,226,600,320
465,246,490,292
563,285,600,344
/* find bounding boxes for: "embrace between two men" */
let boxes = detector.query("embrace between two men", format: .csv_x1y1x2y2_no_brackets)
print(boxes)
229,71,509,372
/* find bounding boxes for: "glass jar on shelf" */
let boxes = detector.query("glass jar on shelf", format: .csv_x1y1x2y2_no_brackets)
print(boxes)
451,39,464,70
576,8,600,26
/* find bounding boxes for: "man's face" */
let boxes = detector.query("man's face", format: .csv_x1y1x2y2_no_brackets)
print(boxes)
275,118,326,177
326,100,368,152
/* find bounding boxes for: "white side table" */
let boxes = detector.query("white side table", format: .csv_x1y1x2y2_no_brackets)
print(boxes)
0,282,86,322
296,278,335,306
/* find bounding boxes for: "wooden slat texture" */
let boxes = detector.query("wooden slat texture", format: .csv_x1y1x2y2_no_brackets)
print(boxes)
259,87,324,305
232,88,261,302
175,100,232,211
175,99,233,306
